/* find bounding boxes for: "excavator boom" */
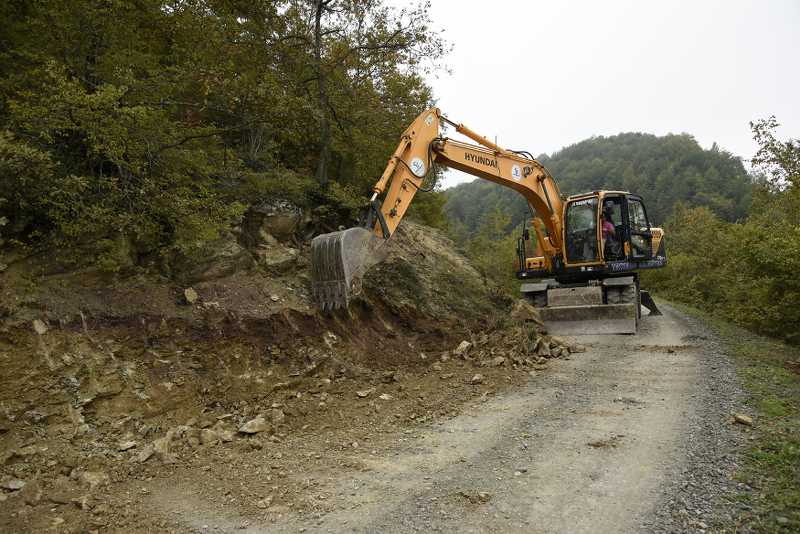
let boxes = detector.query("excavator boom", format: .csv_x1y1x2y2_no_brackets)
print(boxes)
311,108,564,309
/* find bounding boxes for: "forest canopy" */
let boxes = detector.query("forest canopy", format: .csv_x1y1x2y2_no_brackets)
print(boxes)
0,0,447,269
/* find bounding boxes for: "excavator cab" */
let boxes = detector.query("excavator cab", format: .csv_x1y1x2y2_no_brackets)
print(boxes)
517,191,665,334
519,191,662,280
551,191,659,273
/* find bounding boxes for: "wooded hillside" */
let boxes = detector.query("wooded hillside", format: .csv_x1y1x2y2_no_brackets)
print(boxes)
445,132,752,238
0,0,447,272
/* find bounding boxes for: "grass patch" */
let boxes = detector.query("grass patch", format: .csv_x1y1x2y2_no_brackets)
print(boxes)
676,303,800,531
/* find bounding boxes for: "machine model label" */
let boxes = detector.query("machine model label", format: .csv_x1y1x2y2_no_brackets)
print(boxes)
464,153,498,168
511,164,522,181
410,157,426,177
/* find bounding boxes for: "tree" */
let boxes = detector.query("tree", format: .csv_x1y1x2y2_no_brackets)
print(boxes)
0,0,450,270
282,0,448,186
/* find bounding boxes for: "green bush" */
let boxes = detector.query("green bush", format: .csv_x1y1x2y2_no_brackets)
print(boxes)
645,118,800,342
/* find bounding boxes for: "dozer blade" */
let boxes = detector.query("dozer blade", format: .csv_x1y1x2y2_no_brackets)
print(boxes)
311,227,388,310
538,303,638,335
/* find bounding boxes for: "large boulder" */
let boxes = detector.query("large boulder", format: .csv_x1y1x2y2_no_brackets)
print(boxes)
244,200,305,246
173,234,253,283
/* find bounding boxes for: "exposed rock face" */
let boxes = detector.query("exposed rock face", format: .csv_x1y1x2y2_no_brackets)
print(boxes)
243,200,305,246
174,234,254,283
253,242,299,272
239,201,305,272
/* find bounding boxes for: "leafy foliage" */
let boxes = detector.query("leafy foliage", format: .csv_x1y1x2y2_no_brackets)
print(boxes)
644,119,800,341
0,0,446,270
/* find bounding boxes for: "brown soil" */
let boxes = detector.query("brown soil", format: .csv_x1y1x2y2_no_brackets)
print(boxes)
0,222,572,532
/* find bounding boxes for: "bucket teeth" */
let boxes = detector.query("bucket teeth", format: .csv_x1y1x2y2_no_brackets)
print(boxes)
310,227,386,310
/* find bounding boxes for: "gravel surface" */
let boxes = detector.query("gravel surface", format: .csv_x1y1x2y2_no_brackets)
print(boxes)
147,302,751,533
644,305,750,533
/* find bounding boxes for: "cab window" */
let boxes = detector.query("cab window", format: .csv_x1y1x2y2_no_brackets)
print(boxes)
628,199,650,258
565,198,598,263
628,199,649,231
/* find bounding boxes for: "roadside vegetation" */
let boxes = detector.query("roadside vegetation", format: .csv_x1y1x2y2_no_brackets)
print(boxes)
678,304,800,531
644,118,800,342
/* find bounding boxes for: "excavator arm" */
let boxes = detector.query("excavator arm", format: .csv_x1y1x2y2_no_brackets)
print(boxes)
312,108,564,309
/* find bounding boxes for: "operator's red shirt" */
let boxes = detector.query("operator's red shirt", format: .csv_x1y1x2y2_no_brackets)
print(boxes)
602,220,615,238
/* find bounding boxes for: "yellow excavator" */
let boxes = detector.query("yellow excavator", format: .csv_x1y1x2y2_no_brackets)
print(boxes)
311,108,666,334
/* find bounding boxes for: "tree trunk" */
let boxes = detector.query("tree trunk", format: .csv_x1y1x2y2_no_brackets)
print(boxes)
313,0,331,186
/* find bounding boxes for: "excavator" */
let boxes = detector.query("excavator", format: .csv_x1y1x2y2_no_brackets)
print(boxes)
311,108,666,334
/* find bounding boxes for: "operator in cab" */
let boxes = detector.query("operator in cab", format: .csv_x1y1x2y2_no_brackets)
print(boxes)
601,205,619,259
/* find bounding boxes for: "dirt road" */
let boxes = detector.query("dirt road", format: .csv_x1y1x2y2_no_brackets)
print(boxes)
149,304,744,533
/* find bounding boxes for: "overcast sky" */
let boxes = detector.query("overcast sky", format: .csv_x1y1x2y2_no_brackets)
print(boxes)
398,0,800,188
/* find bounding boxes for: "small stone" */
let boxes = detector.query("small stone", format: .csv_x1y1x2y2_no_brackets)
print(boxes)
32,319,48,335
137,444,155,463
470,374,484,385
440,373,455,380
270,294,280,302
198,417,215,429
153,435,173,461
431,363,443,372
458,490,492,504
239,416,270,434
569,344,586,354
200,429,219,445
0,478,25,491
256,496,273,509
212,423,235,442
734,414,753,426
117,440,137,452
537,343,552,357
380,371,400,383
51,517,65,528
378,394,393,401
270,409,285,425
184,287,199,304
79,471,109,490
47,477,76,504
454,341,472,357
489,356,506,367
356,388,375,398
19,480,42,505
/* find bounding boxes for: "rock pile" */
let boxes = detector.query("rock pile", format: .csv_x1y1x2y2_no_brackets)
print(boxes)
450,300,585,369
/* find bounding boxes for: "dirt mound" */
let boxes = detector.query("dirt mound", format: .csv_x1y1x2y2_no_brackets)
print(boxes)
0,221,575,532
362,222,507,324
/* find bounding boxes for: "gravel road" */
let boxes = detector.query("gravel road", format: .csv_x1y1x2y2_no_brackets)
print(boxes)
157,303,747,533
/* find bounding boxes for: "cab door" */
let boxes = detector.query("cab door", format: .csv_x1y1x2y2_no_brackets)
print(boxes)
624,195,653,260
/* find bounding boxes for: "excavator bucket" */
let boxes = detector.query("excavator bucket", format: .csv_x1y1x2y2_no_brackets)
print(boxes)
311,227,388,310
